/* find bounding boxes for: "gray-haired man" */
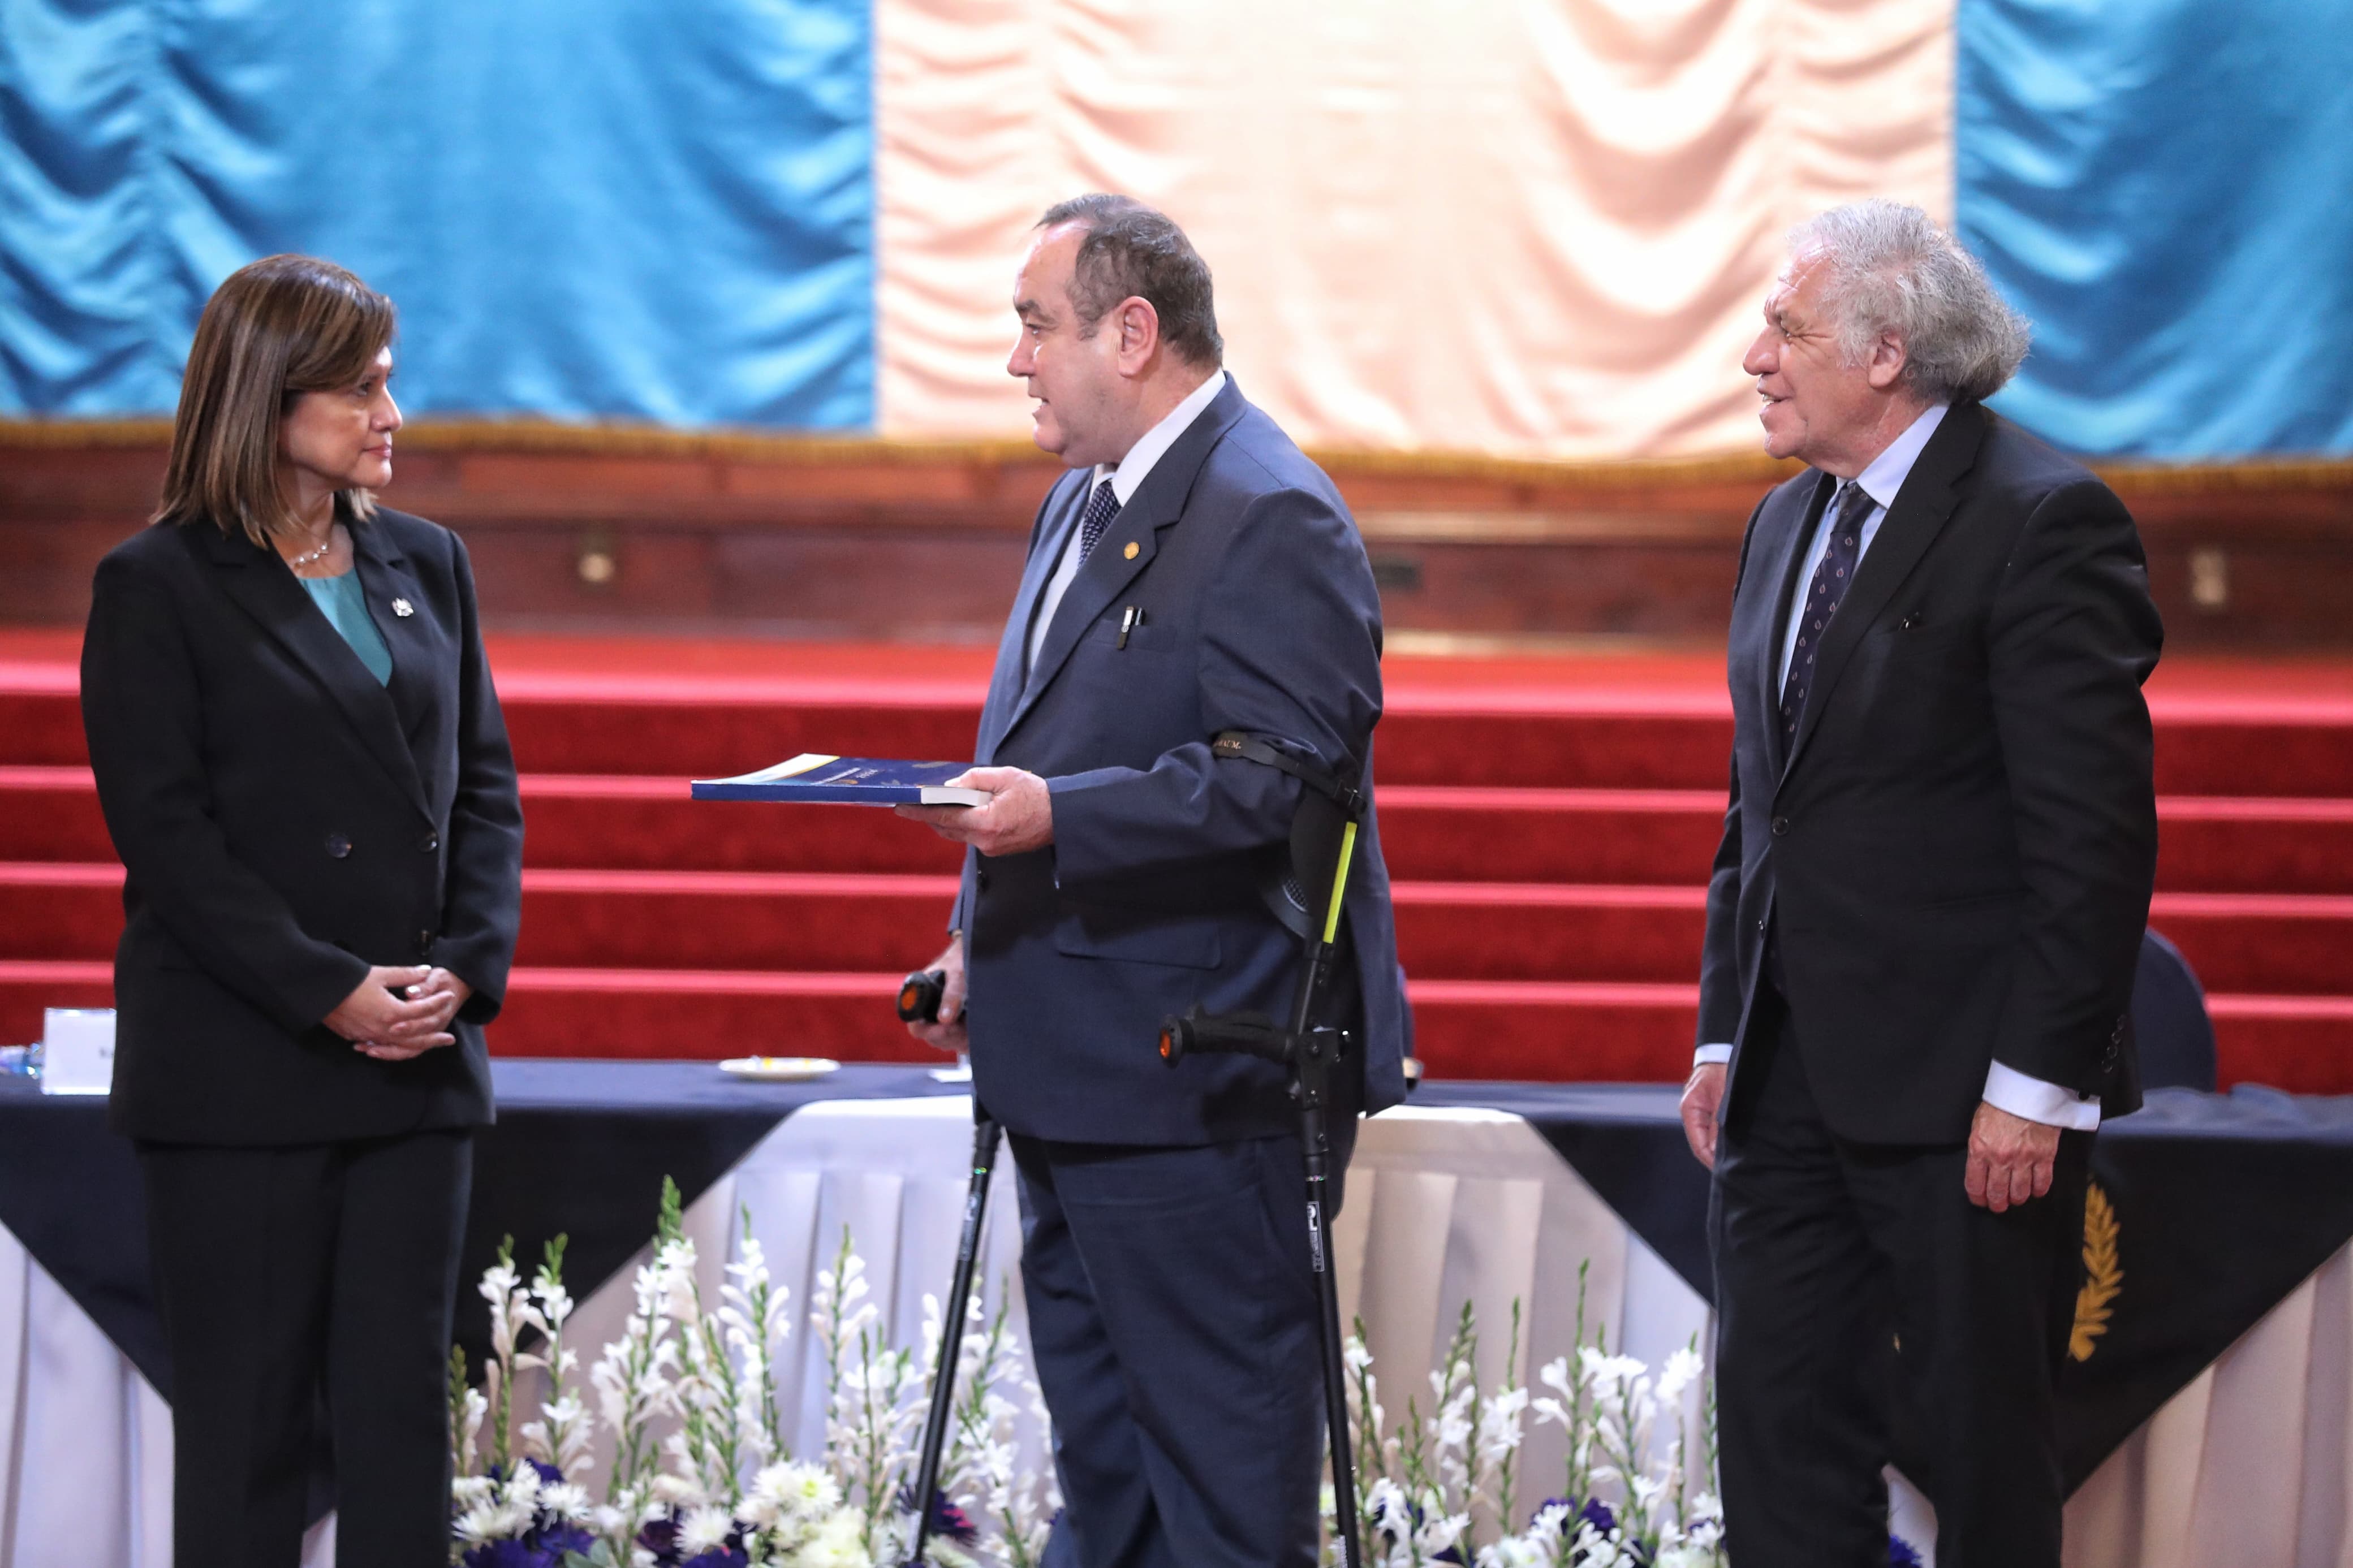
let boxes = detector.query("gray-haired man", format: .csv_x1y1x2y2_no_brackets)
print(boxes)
1678,201,2161,1565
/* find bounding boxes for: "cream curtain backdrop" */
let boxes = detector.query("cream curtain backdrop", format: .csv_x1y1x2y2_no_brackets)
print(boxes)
875,0,1954,457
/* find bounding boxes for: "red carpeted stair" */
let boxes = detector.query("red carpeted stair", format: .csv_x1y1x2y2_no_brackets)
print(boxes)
3,629,2350,1089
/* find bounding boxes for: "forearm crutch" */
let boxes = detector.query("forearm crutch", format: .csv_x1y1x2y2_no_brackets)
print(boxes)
898,973,1002,1565
1157,731,1367,1568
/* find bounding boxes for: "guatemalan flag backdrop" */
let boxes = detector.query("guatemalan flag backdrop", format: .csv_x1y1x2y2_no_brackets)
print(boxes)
5,0,2348,461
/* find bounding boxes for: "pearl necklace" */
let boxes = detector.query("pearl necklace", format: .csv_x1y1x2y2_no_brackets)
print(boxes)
285,529,335,571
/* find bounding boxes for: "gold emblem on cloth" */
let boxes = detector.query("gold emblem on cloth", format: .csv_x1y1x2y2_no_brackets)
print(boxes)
2070,1180,2122,1362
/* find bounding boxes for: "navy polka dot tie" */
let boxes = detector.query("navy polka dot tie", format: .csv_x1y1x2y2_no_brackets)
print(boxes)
1078,477,1122,561
1778,481,1872,750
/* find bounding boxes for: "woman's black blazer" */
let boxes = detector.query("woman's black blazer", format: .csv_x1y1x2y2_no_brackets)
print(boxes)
80,509,524,1145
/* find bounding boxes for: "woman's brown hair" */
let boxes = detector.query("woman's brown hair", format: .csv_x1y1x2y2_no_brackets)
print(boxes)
154,254,397,547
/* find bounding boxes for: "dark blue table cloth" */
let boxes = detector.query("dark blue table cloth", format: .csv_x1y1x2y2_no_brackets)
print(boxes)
6,1068,2351,1493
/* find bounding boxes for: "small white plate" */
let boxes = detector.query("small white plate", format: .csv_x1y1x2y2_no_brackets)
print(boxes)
718,1056,841,1082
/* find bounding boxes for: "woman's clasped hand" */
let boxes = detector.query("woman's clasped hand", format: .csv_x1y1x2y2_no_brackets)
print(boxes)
323,964,475,1059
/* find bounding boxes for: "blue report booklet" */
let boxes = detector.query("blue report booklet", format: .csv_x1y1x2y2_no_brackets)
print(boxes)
691,753,989,806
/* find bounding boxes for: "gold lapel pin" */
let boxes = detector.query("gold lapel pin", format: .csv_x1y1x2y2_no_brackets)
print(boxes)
391,598,414,618
1122,541,1139,560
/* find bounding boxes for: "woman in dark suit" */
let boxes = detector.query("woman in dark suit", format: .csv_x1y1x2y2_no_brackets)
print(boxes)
79,254,524,1567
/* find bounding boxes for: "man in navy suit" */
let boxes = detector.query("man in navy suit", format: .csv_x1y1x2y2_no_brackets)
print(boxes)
900,194,1407,1566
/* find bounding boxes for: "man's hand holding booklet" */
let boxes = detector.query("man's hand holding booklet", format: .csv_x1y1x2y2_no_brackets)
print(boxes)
690,753,989,805
691,753,1055,856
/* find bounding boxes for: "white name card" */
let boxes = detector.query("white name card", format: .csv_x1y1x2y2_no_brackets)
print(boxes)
41,1008,115,1096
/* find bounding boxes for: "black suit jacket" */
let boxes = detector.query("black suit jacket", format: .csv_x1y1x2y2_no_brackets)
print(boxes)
1700,403,2162,1144
80,509,524,1145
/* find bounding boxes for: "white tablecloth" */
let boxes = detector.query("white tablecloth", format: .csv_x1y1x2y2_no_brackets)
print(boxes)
6,1098,2350,1566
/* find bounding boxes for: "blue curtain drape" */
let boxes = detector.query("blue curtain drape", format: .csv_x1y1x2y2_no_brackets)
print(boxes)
1,0,871,429
1958,0,2353,459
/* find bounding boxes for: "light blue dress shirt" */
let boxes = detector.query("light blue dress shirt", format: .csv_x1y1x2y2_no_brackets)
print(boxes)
299,570,393,686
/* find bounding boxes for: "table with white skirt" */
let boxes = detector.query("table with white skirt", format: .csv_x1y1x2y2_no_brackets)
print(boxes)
5,1073,2352,1567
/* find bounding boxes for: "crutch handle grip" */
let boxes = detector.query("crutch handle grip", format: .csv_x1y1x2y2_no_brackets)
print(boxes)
898,968,948,1024
1157,1004,1291,1068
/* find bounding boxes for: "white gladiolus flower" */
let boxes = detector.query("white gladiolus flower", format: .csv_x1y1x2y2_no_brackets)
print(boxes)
1477,1537,1551,1568
678,1504,734,1553
795,1507,874,1567
454,1501,506,1544
1656,1346,1704,1405
541,1481,592,1521
745,1457,842,1528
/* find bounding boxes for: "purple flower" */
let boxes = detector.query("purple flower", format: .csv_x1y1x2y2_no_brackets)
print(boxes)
1889,1538,1924,1568
636,1515,682,1565
1533,1496,1620,1536
459,1544,558,1568
539,1523,596,1556
897,1483,981,1548
678,1550,748,1568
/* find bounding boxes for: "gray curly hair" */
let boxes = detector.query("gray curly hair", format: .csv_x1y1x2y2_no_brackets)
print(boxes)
1789,201,2031,403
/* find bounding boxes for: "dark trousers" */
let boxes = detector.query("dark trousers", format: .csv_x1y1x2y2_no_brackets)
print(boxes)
1012,1128,1350,1568
1711,994,2087,1568
139,1130,473,1568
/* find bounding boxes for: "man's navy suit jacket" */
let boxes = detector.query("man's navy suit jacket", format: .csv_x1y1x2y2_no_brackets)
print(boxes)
955,378,1409,1146
1700,400,2163,1145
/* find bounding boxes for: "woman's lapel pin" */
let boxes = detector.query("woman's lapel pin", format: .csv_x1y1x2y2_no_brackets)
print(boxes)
391,598,414,618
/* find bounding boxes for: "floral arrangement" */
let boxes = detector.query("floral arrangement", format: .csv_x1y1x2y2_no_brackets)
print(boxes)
1333,1268,1725,1568
447,1178,1060,1567
1334,1269,1925,1566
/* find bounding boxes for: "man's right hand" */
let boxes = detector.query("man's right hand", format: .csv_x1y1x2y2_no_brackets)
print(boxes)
905,937,968,1053
1679,1061,1729,1169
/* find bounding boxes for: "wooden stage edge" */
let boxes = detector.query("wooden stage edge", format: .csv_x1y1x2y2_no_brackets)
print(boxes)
7,420,2351,647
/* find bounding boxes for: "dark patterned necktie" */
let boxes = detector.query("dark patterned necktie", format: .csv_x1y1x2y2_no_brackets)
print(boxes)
1078,477,1121,561
1778,480,1873,750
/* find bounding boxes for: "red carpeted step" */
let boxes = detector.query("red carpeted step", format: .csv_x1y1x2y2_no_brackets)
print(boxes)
9,681,2353,794
11,860,2351,997
1393,883,1706,982
2149,895,2353,998
0,767,114,861
488,968,940,1061
0,959,115,1048
2152,798,2353,895
513,871,1710,982
519,777,965,874
2210,995,2353,1095
511,870,959,972
1377,696,1731,789
2145,699,2353,798
1404,979,1703,1082
0,688,87,767
19,764,2353,897
495,677,986,778
0,863,122,958
1379,787,1726,885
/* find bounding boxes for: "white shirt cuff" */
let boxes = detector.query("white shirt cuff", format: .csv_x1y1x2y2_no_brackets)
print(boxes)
1983,1061,2102,1131
1694,1043,1734,1065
